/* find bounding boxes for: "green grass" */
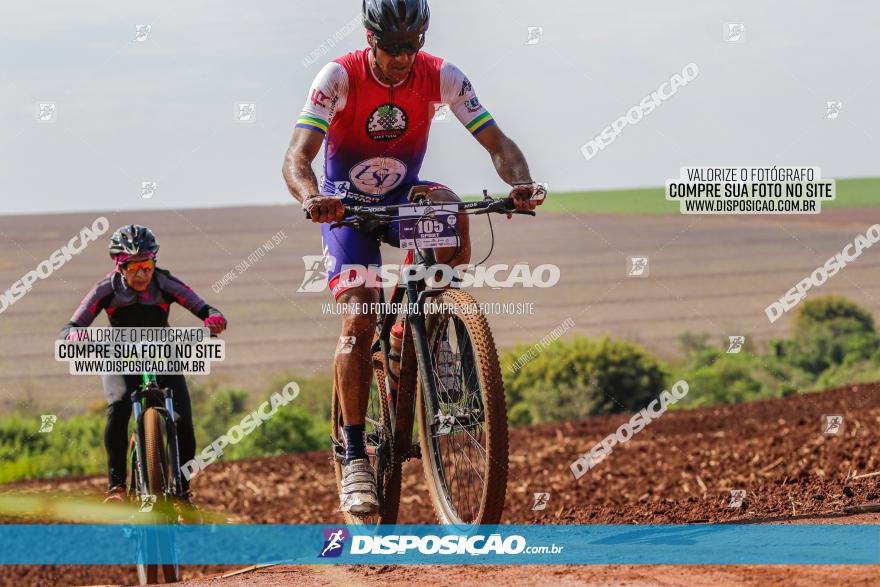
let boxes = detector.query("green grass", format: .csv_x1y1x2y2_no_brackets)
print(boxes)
535,186,676,215
474,177,880,216
823,177,880,209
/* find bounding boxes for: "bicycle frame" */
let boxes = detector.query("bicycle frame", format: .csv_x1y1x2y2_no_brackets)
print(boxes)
323,192,531,523
371,246,447,440
130,373,184,500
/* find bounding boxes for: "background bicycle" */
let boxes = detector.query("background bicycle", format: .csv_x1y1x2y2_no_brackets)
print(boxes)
128,371,186,584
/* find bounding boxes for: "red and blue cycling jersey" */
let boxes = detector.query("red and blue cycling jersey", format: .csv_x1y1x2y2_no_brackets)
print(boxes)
296,48,496,297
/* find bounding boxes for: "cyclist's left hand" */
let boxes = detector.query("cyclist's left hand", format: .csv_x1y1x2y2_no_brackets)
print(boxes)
204,314,227,335
508,182,547,215
66,330,90,342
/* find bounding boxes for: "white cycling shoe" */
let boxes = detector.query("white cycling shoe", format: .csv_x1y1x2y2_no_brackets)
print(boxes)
340,458,379,515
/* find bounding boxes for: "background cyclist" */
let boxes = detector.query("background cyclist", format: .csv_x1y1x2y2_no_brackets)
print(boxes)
58,225,227,507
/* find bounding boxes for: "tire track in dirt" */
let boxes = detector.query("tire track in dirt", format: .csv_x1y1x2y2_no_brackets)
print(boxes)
170,563,880,587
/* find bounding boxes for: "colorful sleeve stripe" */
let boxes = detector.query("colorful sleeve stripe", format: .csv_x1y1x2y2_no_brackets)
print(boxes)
296,115,329,134
466,111,495,135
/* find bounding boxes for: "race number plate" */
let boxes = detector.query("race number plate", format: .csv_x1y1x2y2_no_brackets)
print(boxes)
398,204,459,250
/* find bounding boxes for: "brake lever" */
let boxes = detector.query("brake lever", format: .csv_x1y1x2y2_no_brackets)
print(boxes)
329,220,359,230
473,200,509,215
330,215,393,231
360,217,390,233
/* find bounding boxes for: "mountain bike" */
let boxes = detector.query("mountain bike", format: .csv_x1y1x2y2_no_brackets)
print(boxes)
310,191,539,527
128,372,185,584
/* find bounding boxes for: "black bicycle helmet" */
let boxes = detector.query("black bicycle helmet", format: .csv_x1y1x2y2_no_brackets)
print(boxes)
363,0,430,44
108,224,159,258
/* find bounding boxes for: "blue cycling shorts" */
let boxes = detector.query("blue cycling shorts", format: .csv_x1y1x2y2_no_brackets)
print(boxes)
320,180,451,299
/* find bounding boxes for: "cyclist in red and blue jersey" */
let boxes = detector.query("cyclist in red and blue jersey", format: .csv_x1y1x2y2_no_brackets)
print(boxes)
282,0,544,514
58,225,227,507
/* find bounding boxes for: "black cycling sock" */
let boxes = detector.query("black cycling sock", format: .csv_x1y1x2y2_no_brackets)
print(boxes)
105,399,132,490
343,424,367,465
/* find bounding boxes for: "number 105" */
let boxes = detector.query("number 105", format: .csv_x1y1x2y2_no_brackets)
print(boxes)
417,219,444,233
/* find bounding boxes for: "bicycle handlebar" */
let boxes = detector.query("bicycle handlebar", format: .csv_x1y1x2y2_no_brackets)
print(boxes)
302,194,536,223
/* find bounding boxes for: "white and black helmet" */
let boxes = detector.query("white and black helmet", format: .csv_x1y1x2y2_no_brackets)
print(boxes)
108,224,159,258
363,0,430,44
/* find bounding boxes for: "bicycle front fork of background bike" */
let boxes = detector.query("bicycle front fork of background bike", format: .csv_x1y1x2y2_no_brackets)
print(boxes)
163,394,183,497
132,401,150,498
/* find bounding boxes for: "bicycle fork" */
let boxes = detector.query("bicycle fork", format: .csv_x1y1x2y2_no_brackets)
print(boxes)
162,390,183,497
132,398,150,501
406,280,446,434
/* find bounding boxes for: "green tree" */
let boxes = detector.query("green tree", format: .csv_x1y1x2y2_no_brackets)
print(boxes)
502,335,668,426
772,295,879,376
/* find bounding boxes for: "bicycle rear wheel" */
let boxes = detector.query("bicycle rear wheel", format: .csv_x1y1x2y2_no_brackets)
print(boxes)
416,289,508,526
136,408,180,585
331,352,402,525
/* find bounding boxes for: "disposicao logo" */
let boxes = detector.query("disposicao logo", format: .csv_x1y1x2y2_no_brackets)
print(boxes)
319,528,348,558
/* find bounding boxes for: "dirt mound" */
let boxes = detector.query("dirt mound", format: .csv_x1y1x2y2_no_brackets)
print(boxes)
2,382,880,585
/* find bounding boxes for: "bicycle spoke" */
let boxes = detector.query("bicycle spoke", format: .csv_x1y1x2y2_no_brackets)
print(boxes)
457,423,489,458
445,430,471,519
447,432,464,517
424,314,492,523
449,422,485,520
462,446,486,486
418,291,508,526
449,422,473,519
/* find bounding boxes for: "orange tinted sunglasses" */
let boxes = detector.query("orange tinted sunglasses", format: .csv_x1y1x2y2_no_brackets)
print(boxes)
122,259,155,273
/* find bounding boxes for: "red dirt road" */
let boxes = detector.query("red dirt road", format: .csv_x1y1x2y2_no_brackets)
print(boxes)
170,563,880,587
3,382,880,585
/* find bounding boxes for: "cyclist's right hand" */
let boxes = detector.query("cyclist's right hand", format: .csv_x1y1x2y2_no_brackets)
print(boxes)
508,182,547,212
304,196,344,223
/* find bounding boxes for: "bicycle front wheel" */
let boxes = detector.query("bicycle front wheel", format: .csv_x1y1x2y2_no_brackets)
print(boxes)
416,289,508,526
137,408,180,585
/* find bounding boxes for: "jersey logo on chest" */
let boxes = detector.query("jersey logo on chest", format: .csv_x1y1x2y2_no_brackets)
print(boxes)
366,104,408,141
349,157,407,195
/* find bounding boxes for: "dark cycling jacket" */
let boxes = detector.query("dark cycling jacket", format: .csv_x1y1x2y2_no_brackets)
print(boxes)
59,268,222,339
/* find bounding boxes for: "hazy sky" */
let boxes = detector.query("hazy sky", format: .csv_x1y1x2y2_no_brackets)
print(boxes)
1,0,877,214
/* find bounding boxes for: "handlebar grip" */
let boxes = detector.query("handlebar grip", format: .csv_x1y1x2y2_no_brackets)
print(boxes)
304,200,352,221
505,197,539,215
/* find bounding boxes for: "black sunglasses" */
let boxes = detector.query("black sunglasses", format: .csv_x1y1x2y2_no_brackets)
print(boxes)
375,34,425,56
